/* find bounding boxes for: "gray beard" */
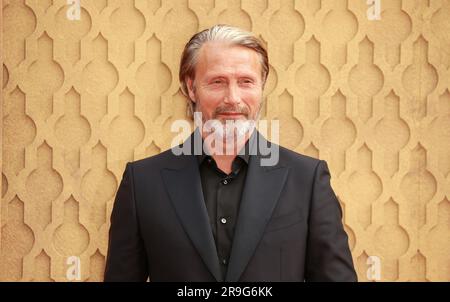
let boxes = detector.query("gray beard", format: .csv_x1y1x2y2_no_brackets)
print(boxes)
194,113,256,141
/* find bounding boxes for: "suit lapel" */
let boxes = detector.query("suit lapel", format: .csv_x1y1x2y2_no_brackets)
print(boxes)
225,133,289,282
161,133,222,281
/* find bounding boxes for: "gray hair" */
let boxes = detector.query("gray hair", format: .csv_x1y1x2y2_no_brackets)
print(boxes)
179,24,269,117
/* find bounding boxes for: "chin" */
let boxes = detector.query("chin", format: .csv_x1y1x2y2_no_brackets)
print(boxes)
216,116,248,123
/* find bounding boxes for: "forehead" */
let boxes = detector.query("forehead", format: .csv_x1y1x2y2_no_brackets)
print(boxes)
195,41,261,77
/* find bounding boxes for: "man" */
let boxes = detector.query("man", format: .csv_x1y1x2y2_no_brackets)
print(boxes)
104,25,357,282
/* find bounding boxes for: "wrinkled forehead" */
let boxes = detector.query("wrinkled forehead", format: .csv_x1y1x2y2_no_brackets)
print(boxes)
194,41,262,79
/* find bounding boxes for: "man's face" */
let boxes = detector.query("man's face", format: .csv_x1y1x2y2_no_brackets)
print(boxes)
186,42,264,127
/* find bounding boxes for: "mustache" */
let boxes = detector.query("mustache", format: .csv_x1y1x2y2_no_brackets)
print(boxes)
214,105,249,116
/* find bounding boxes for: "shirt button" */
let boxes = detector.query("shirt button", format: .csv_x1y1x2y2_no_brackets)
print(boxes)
220,217,227,224
222,179,228,185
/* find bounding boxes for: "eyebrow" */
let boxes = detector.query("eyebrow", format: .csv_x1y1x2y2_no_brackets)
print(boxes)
204,72,259,80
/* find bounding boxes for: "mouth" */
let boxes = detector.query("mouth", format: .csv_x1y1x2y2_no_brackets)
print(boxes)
216,112,246,118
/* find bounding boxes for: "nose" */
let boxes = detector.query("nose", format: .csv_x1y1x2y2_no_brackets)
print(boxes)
224,83,241,105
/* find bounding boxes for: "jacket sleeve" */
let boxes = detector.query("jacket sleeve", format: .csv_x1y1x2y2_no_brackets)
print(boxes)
305,160,357,282
104,163,149,281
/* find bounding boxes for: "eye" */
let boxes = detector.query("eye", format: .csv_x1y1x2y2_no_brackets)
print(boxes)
210,78,225,86
240,78,254,85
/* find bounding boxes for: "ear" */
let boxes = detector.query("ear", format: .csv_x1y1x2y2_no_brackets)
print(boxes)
186,78,196,103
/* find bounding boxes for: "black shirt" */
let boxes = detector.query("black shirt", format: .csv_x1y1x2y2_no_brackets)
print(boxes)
197,147,250,279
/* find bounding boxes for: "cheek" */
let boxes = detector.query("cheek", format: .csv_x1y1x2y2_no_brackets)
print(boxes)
242,90,262,109
196,91,222,111
197,88,224,102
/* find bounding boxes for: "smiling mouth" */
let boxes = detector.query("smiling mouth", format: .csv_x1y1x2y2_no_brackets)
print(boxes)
217,112,245,117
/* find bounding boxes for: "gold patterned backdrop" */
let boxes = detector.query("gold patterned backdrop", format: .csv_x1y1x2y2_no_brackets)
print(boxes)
1,0,449,282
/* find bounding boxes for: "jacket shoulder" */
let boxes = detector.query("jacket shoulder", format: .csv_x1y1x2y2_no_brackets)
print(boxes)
128,148,179,171
277,144,321,170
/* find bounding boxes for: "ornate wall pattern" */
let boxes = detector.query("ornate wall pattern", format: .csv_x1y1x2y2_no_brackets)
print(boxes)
1,0,449,281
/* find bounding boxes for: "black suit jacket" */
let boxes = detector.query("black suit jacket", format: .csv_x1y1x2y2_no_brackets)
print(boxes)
104,131,357,281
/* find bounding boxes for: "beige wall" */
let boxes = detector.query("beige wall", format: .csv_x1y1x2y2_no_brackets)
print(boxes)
1,0,449,281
